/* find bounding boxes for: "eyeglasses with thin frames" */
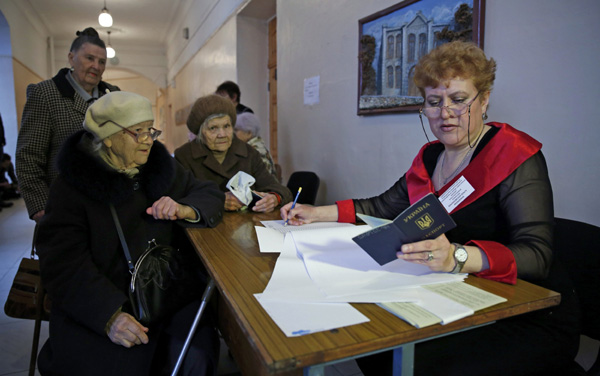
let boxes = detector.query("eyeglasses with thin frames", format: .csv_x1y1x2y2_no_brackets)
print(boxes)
420,91,480,119
98,120,162,143
418,91,482,148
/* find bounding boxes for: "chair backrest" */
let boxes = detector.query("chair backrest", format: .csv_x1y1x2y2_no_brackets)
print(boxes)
554,217,600,342
287,171,320,205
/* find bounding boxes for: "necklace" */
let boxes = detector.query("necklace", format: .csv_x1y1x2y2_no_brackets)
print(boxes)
437,147,475,187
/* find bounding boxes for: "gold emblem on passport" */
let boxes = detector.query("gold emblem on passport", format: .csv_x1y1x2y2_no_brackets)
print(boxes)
416,213,434,230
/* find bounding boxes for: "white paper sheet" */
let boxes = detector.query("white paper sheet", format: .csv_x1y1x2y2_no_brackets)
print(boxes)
255,221,354,254
255,227,284,253
261,220,353,234
255,293,369,337
258,225,469,335
290,227,464,298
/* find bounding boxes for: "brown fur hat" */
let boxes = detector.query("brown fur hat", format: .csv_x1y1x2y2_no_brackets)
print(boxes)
186,94,237,135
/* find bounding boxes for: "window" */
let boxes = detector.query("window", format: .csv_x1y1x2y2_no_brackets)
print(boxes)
434,32,443,48
395,66,402,89
419,33,427,58
395,33,402,59
408,34,416,62
387,35,394,59
387,66,394,88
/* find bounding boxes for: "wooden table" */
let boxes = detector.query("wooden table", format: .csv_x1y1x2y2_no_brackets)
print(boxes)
186,211,560,376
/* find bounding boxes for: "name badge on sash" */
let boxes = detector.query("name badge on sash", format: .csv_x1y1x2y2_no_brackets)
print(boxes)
439,176,474,213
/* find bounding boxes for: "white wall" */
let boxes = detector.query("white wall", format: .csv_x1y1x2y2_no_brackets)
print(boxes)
483,1,600,225
0,1,49,78
166,0,244,84
237,15,269,142
277,0,600,226
0,1,48,157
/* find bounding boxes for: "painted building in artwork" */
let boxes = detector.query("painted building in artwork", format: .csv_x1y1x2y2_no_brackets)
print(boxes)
380,11,448,97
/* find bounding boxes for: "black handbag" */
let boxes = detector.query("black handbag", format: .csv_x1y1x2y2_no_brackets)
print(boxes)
110,205,192,326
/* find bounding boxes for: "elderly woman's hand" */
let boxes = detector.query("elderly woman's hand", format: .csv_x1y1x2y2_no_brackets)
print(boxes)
251,192,279,213
397,234,455,272
146,196,198,221
106,311,149,348
224,192,244,211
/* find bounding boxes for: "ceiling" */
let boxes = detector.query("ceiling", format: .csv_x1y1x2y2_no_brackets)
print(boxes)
23,0,275,48
24,0,184,47
18,0,275,81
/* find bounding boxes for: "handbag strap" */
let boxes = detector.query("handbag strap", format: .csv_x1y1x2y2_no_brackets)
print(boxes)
109,204,135,273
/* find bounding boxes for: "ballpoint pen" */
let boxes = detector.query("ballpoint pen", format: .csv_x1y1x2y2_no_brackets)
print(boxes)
284,187,302,226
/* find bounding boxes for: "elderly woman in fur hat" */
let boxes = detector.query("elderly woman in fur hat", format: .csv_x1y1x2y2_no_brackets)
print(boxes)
175,94,292,212
36,92,224,376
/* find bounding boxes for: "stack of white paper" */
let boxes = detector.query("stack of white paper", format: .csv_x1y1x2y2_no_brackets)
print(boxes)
254,224,491,337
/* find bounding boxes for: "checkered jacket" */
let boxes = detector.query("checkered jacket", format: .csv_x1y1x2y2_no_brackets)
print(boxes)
15,68,119,218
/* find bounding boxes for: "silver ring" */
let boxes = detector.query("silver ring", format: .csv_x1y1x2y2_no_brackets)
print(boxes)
426,251,434,262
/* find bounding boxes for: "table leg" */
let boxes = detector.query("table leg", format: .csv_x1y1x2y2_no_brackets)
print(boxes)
393,343,414,376
304,365,325,376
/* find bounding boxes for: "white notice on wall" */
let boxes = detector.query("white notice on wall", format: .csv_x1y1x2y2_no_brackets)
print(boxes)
304,76,320,105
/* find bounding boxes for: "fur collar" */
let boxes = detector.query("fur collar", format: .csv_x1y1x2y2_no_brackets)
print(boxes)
57,130,175,204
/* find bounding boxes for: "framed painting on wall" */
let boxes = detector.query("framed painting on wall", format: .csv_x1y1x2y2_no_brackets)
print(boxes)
357,0,485,115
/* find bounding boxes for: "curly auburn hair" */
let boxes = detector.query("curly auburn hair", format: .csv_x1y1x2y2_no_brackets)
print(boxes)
413,41,496,97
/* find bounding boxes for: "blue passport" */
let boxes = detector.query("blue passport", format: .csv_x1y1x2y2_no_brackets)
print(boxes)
352,193,456,265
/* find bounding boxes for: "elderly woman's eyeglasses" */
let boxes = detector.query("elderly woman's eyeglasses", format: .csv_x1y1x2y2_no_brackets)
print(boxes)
99,120,162,143
122,127,162,143
420,91,480,118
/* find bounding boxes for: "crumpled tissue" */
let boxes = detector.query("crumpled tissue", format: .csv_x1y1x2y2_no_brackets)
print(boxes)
226,171,256,205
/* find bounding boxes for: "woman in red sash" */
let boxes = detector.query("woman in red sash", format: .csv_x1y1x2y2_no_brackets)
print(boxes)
281,41,582,375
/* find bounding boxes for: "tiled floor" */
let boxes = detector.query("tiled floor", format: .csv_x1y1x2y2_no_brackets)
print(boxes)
1,198,597,375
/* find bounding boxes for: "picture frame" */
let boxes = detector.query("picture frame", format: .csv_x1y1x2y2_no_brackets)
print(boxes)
357,0,485,115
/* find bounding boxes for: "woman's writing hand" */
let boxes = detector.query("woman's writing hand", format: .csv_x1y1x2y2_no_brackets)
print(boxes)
146,196,196,220
106,311,149,348
397,234,455,272
252,192,278,213
224,192,244,211
280,202,316,225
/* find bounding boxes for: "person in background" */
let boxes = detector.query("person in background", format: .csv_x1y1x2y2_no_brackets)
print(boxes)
281,41,581,375
175,94,291,213
0,154,20,204
216,80,254,114
234,112,278,181
16,27,119,223
36,92,224,376
0,112,5,157
0,115,10,211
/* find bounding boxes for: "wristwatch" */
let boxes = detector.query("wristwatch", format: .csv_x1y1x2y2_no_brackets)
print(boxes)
451,243,468,274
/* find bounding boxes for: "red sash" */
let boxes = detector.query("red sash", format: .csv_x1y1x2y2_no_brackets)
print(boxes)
406,123,541,212
405,123,542,284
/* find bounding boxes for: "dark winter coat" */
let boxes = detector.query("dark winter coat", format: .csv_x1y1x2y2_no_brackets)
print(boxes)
174,137,292,204
36,130,224,375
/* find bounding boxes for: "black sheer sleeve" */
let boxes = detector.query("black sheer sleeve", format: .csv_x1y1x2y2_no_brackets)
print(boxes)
498,151,554,280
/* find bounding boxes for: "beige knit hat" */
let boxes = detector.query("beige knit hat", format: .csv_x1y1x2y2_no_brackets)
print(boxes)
84,92,154,141
186,94,236,135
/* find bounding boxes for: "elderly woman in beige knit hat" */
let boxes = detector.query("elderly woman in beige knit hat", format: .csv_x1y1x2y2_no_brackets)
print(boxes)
175,94,292,212
36,91,224,376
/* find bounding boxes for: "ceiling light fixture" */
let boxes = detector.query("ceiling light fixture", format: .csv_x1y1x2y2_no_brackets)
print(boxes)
106,31,116,58
98,0,113,27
